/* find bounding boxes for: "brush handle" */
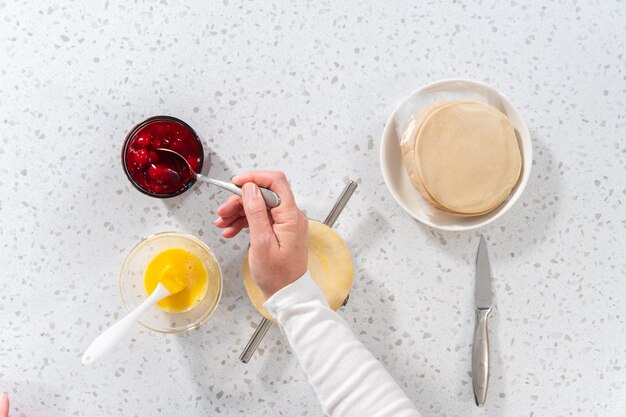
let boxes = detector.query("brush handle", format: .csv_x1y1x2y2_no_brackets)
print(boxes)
82,283,170,365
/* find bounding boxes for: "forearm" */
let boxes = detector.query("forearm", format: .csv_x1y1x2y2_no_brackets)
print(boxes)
264,272,421,417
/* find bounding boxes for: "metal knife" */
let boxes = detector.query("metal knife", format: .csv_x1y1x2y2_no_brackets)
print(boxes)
472,235,492,407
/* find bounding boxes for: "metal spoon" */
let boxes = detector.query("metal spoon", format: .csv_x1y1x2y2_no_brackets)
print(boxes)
155,148,281,208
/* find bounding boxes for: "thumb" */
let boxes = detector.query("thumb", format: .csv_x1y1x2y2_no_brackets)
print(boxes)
241,183,275,247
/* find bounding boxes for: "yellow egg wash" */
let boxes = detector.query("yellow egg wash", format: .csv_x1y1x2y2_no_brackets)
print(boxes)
144,248,208,313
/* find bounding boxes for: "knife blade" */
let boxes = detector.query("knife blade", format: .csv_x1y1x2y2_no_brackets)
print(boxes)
475,235,492,309
472,235,492,407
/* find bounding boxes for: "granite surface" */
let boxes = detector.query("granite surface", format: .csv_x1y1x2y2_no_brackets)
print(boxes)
1,1,625,416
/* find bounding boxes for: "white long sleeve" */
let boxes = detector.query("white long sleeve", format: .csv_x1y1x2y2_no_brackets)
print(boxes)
264,272,421,417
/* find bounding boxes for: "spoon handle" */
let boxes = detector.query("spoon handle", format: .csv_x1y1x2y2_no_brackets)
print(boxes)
196,174,281,208
81,284,170,365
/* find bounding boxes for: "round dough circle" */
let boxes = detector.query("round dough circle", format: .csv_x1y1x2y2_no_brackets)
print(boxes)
415,101,522,214
401,101,474,213
242,220,354,322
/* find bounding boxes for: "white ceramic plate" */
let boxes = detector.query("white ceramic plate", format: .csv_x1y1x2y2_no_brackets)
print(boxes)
380,79,532,231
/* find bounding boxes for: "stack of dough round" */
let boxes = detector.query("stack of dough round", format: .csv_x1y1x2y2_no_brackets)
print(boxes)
400,101,522,216
243,220,353,322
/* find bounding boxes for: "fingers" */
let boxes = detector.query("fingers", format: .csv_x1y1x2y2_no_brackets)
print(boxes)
214,214,242,228
241,183,277,248
0,394,8,417
217,195,244,218
221,217,249,238
232,171,296,207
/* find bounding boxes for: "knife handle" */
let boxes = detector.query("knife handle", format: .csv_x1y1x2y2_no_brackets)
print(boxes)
472,307,491,407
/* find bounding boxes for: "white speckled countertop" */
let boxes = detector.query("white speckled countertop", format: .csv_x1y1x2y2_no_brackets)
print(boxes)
1,1,625,416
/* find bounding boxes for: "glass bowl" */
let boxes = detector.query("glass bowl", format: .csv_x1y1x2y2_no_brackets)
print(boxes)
119,232,222,333
121,115,205,198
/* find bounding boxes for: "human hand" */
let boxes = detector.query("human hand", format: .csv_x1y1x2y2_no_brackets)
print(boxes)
214,171,308,298
0,394,9,417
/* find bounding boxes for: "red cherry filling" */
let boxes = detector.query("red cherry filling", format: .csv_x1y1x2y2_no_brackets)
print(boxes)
148,150,159,164
132,149,149,168
152,138,164,149
135,135,151,148
124,119,201,195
